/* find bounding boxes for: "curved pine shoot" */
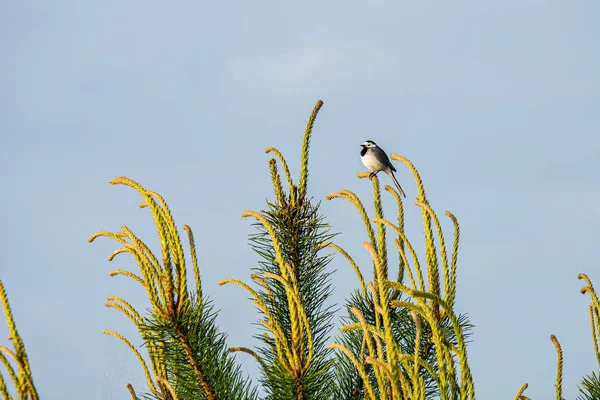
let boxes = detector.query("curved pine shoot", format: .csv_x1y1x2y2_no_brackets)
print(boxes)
579,273,600,367
0,280,39,400
550,335,564,400
577,273,600,400
299,99,324,200
514,382,528,400
265,148,293,201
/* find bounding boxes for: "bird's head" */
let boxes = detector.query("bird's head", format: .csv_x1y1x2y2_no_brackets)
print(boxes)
361,140,377,149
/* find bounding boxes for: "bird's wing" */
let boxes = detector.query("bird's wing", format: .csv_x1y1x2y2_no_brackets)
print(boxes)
378,148,396,172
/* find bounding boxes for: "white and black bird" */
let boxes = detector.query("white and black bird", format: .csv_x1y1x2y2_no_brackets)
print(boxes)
360,140,406,198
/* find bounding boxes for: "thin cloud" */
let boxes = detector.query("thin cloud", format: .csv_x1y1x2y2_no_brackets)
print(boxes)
229,42,396,92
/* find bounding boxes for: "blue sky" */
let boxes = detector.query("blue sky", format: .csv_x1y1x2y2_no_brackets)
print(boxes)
1,1,599,399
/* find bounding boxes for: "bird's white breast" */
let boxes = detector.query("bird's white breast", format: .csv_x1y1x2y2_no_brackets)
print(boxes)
361,152,385,172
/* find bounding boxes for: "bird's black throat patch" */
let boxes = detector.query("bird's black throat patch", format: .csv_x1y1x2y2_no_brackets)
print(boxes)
360,147,368,156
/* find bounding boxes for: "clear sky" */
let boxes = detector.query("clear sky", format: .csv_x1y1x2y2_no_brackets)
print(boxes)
1,1,599,399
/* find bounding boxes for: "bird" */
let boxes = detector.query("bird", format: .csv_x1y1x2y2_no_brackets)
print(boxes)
360,140,406,198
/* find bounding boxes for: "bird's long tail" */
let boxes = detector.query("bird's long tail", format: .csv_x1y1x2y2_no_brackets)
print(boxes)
386,170,407,198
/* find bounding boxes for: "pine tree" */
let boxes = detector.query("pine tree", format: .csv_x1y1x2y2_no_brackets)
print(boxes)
221,100,338,399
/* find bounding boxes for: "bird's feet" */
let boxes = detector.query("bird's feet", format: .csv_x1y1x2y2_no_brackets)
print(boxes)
368,172,376,179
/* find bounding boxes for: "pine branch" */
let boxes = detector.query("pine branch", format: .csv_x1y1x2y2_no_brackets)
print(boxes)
327,157,474,400
90,177,257,400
